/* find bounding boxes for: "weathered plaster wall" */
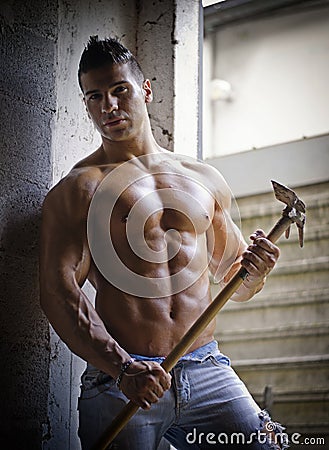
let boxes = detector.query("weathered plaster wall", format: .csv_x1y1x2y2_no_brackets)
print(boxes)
53,0,137,184
136,0,176,150
136,0,201,157
0,1,58,448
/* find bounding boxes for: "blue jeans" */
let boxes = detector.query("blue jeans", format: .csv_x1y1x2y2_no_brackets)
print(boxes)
78,341,287,449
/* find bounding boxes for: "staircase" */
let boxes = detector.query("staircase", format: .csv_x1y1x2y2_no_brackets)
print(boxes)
212,181,329,449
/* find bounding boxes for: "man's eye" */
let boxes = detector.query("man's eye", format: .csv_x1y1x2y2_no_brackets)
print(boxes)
114,86,127,94
89,94,102,100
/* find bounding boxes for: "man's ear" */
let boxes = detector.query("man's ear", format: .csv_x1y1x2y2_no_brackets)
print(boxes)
82,96,91,119
142,79,153,103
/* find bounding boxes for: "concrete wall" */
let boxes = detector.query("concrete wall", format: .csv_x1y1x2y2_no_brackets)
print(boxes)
0,1,201,449
136,0,201,157
203,6,329,157
0,1,58,448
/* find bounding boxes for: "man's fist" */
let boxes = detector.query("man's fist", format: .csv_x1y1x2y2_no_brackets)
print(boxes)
241,229,280,287
119,360,172,409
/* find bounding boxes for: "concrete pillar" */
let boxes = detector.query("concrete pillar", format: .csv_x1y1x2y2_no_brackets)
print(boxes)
174,0,202,158
0,1,202,448
137,0,201,157
0,1,58,449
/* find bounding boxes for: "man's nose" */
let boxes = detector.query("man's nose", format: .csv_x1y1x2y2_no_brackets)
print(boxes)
102,93,118,113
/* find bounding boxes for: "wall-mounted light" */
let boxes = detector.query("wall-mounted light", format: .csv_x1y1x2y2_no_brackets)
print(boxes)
202,0,226,7
210,78,233,101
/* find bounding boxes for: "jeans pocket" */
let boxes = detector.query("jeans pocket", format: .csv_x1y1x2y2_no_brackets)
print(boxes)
79,369,116,402
208,353,231,367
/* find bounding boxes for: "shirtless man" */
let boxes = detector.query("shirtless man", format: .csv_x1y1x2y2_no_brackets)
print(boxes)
40,37,284,449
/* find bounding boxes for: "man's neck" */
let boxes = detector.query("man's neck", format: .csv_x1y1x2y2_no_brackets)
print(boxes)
100,132,162,164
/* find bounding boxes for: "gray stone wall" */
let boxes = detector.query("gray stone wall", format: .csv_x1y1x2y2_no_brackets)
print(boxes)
0,1,58,448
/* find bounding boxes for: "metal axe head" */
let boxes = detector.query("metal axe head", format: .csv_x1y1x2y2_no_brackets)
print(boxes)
271,180,306,247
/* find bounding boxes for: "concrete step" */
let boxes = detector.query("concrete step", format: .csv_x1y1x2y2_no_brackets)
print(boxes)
213,181,329,448
215,287,328,333
234,356,329,446
217,322,329,359
251,269,328,295
211,255,329,300
233,182,328,223
232,354,329,393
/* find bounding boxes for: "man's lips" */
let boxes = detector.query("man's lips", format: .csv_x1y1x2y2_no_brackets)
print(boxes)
103,118,126,127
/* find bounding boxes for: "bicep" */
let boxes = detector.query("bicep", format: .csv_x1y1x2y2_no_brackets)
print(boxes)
39,194,91,303
207,202,247,283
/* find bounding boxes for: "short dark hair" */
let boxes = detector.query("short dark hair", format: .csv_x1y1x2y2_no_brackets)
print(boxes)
78,36,145,91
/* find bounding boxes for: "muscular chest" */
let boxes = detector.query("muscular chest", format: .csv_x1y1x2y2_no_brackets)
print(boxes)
112,171,214,235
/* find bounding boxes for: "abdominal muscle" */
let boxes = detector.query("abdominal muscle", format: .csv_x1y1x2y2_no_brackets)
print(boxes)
89,233,216,357
86,160,218,356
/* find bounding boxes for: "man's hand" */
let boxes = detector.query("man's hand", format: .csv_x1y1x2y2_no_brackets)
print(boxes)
240,229,280,288
119,360,172,409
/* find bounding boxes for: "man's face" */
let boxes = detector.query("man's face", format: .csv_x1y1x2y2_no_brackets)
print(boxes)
80,63,152,143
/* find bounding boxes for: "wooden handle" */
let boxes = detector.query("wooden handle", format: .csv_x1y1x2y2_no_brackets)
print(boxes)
266,214,292,244
94,214,293,450
93,402,139,450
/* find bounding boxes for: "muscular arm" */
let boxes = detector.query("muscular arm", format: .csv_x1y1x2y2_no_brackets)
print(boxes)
206,167,279,302
39,170,171,408
39,172,130,379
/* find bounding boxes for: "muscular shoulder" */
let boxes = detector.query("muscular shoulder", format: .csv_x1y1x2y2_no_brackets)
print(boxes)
200,163,232,209
170,154,232,210
43,166,103,225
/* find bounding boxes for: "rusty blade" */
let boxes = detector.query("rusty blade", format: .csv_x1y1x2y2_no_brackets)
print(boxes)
285,225,291,240
297,224,304,248
271,180,306,213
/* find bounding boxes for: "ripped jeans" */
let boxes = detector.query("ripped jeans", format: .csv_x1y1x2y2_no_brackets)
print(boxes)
78,340,288,449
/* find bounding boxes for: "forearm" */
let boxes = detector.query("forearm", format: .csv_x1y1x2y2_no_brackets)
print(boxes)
222,229,277,302
216,254,266,302
40,286,130,378
230,276,266,302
